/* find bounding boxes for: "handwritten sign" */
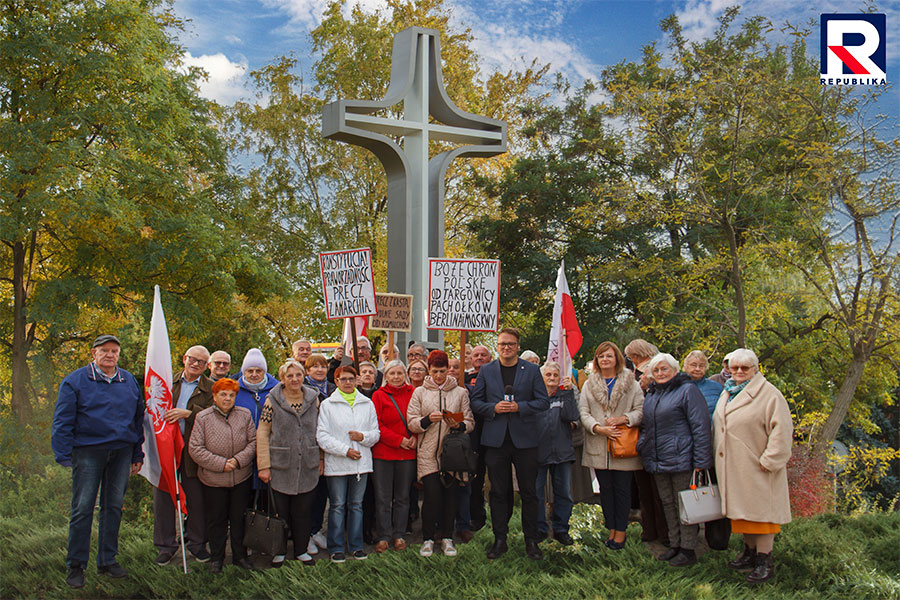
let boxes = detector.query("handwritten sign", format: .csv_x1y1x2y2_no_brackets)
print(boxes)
319,248,377,320
369,293,414,332
427,258,500,331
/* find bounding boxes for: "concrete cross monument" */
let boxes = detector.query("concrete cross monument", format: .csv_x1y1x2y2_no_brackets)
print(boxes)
322,26,507,351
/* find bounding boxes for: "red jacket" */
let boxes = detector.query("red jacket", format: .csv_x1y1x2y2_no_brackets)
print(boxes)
371,384,417,461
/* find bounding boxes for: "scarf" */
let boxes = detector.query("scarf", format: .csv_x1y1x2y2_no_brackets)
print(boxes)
242,376,268,392
724,378,750,401
306,376,328,398
339,389,356,407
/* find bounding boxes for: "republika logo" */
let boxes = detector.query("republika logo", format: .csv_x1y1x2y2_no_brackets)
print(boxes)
820,14,887,86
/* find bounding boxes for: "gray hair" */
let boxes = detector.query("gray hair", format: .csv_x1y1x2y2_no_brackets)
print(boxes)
382,359,409,384
358,360,377,372
277,358,306,380
540,361,561,376
682,350,709,371
727,348,759,369
647,353,679,374
520,350,540,363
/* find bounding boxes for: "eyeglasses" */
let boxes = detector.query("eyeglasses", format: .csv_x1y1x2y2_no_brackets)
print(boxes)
409,367,427,373
498,342,518,348
731,365,754,372
212,360,230,366
337,377,357,382
185,356,207,365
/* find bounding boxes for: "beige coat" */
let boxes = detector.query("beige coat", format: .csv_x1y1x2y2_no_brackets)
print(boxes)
713,372,793,524
407,376,474,480
579,370,644,471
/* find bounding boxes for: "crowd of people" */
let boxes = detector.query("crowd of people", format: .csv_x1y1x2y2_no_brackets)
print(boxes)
51,330,794,589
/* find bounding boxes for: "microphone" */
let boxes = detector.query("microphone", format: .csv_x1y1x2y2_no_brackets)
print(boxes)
504,385,514,403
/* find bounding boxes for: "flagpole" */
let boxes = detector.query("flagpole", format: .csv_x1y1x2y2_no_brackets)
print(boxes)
174,453,187,574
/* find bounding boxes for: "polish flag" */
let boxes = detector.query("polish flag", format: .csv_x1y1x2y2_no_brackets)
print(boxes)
138,286,187,515
342,316,368,356
547,260,582,380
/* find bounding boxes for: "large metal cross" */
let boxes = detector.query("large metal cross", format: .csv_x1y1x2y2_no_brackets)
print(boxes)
322,26,507,350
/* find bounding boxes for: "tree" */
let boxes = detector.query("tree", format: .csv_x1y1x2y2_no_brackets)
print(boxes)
1,0,273,419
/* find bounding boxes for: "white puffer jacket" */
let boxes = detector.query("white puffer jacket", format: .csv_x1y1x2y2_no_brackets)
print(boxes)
316,389,380,476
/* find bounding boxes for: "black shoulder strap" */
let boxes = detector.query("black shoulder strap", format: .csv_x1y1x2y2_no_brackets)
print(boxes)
384,391,413,437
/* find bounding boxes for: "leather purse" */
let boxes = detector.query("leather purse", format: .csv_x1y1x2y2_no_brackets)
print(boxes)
678,470,725,525
607,424,639,458
243,485,288,556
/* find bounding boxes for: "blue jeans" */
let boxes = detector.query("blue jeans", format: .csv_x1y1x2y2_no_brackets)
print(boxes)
536,462,573,535
326,474,367,554
67,446,133,568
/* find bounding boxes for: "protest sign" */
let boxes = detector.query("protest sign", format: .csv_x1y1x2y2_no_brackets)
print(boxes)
319,248,377,319
427,258,500,331
370,293,414,332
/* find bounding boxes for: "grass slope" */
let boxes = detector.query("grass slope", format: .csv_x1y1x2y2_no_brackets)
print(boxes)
2,467,898,599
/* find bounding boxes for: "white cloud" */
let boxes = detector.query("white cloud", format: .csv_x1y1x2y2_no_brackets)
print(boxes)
225,34,243,45
261,0,389,30
183,52,249,105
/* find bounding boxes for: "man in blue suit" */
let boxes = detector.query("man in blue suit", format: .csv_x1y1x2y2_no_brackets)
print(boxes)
470,328,549,560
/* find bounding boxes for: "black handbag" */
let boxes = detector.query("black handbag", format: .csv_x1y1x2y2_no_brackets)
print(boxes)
243,485,288,556
705,517,731,550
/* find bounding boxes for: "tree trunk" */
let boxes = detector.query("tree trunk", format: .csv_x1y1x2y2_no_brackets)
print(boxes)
723,219,746,347
811,348,868,457
11,239,34,421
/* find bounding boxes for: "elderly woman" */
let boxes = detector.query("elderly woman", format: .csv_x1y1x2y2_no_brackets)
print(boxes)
536,361,580,545
580,342,644,550
683,350,724,420
623,339,667,545
637,353,712,567
235,349,279,426
189,378,257,573
303,353,334,555
357,361,379,398
714,349,793,585
520,350,540,365
407,359,428,389
257,360,321,567
407,350,474,558
316,366,380,563
370,360,417,552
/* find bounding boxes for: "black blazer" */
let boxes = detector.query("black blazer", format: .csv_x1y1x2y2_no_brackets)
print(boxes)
470,359,549,449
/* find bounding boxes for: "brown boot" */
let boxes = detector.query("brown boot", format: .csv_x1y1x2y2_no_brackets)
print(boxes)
728,544,756,571
374,540,389,553
746,552,774,584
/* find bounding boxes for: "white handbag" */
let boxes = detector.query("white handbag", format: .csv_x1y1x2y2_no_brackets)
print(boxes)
678,470,725,525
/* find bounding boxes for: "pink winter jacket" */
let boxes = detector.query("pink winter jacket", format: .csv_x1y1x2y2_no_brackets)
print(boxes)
189,405,257,488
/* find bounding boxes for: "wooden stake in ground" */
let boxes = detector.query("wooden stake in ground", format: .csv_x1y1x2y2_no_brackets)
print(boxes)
459,331,467,386
388,331,395,362
349,318,360,372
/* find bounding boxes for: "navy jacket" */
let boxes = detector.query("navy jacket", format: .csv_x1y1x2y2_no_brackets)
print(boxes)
470,359,550,449
51,363,145,466
637,373,712,473
537,387,579,465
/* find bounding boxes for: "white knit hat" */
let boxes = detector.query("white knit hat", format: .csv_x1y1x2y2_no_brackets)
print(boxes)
241,348,268,374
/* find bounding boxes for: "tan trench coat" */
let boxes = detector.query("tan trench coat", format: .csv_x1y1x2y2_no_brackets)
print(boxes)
579,370,644,471
713,372,793,524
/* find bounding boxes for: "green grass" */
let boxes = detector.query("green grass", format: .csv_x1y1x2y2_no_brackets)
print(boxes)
2,467,898,599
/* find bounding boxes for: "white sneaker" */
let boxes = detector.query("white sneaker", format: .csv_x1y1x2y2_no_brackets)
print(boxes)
313,530,327,549
442,538,457,556
419,540,434,557
307,538,318,555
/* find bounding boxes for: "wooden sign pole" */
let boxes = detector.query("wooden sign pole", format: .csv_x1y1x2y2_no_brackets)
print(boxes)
459,330,467,386
349,318,360,372
388,331,395,363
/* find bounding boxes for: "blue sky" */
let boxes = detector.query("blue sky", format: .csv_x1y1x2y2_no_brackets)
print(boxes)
172,0,900,114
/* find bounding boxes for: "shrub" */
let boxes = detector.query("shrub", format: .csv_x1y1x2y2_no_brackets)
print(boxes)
787,442,834,517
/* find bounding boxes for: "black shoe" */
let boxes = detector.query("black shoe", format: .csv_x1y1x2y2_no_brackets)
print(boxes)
98,562,127,578
190,547,211,563
486,537,508,559
470,519,486,532
605,539,625,551
728,544,757,571
746,552,774,584
554,531,575,546
669,549,697,567
66,566,85,588
525,540,543,561
154,550,174,566
209,561,223,574
657,547,680,561
331,552,346,563
352,550,368,560
233,557,254,570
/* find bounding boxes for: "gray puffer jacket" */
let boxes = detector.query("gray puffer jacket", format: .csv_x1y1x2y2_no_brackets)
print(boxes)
637,373,712,473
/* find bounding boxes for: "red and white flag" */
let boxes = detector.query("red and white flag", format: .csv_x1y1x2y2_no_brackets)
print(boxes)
138,285,187,515
547,260,582,381
342,316,368,356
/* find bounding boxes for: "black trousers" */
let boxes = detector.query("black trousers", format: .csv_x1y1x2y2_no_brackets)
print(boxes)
485,439,539,541
309,476,329,534
596,470,632,532
421,472,459,541
272,488,315,558
153,475,206,553
469,424,488,526
634,469,668,542
202,478,252,563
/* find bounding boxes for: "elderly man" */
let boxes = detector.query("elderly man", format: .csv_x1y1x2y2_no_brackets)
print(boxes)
207,351,232,382
470,328,550,561
406,343,427,365
330,336,383,387
153,345,213,566
465,345,492,385
51,335,145,588
292,339,313,365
